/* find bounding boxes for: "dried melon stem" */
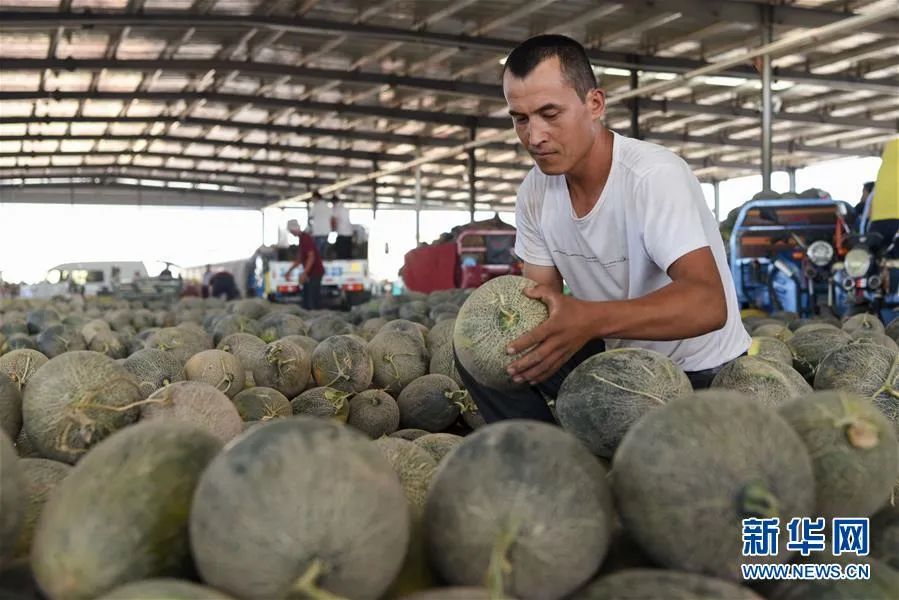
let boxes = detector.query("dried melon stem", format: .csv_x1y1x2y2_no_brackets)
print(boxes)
56,377,159,455
444,388,470,412
486,517,522,600
215,355,236,394
322,350,353,388
740,481,780,520
291,559,348,600
492,292,521,332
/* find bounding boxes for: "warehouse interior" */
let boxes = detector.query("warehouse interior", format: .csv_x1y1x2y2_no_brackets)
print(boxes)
3,2,899,598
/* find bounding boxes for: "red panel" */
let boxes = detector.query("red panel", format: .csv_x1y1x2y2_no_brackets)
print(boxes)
402,242,458,293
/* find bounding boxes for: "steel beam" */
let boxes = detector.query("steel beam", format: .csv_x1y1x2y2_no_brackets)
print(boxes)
0,182,273,208
761,14,774,191
0,90,509,130
644,131,881,158
3,13,897,92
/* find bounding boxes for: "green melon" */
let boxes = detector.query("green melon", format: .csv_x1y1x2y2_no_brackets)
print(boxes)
23,351,142,464
30,421,222,600
396,374,466,432
424,421,613,599
212,315,261,347
258,313,308,343
14,427,41,458
360,317,389,341
398,587,506,600
374,437,440,596
380,319,427,343
11,458,71,559
145,327,212,365
217,332,266,385
348,389,401,438
0,348,49,390
26,308,60,334
184,349,246,399
379,296,402,319
6,335,36,351
80,319,111,346
390,428,431,441
794,322,841,335
35,324,87,358
280,334,319,357
143,381,242,444
308,314,354,341
0,430,25,563
711,355,812,407
556,348,692,458
788,328,853,379
780,390,897,518
843,313,885,335
426,318,456,352
612,390,815,581
94,579,237,600
373,437,437,517
871,502,899,570
0,373,22,439
852,330,899,352
753,323,794,341
414,432,463,463
228,298,269,320
368,330,430,396
0,332,7,355
0,320,28,338
454,276,549,391
885,316,899,343
813,342,899,432
250,340,310,398
428,342,464,387
571,568,765,600
748,335,794,365
290,386,351,422
189,418,410,600
311,335,373,393
232,387,291,422
122,348,185,399
87,330,128,359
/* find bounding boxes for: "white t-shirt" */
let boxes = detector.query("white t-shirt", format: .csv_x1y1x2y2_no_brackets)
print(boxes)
333,204,353,236
514,131,750,372
310,200,332,236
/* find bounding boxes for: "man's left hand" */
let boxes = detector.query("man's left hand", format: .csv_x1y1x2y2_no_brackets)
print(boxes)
505,286,593,385
298,272,309,285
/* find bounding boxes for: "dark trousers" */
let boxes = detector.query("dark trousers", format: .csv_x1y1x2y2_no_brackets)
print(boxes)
336,235,353,259
313,235,328,257
454,339,733,424
301,276,323,310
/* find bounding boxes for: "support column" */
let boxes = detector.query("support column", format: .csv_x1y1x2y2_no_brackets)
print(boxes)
761,11,774,192
260,208,265,245
415,164,422,246
371,159,378,218
467,126,477,222
788,167,797,193
629,69,640,140
713,180,721,222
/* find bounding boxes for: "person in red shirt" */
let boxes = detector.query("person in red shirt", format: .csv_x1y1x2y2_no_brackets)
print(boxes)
285,219,325,310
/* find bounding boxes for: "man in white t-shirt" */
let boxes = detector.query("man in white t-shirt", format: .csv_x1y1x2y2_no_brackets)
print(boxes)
454,34,751,423
309,191,333,256
331,196,354,259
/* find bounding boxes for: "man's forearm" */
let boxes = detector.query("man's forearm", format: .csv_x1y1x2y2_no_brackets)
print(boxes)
585,280,727,341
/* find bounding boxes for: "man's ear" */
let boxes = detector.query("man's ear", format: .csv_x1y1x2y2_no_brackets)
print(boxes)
586,87,606,121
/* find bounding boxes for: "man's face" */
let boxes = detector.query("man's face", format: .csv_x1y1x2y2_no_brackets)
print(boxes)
503,56,605,175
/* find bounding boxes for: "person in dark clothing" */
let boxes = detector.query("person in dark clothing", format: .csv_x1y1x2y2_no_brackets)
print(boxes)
209,271,240,300
855,181,875,223
285,219,325,310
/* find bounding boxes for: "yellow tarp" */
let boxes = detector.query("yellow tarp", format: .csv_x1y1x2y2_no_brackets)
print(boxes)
871,137,899,222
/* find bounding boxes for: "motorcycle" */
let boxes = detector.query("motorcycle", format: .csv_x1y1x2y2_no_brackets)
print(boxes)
832,229,899,322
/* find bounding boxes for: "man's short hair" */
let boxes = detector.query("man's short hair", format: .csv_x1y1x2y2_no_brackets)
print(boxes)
503,34,597,99
863,181,875,194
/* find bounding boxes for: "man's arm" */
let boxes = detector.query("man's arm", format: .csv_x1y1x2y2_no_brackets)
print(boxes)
522,262,563,294
507,247,726,384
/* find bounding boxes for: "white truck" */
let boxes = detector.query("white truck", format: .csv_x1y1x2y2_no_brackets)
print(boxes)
20,261,149,299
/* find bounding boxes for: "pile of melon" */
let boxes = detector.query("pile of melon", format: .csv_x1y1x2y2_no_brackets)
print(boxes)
1,281,899,599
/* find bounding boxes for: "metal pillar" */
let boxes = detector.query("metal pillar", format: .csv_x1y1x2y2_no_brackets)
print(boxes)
371,159,378,218
788,167,797,193
260,208,265,245
467,126,477,222
713,180,721,222
629,69,640,140
761,11,774,192
414,164,422,245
